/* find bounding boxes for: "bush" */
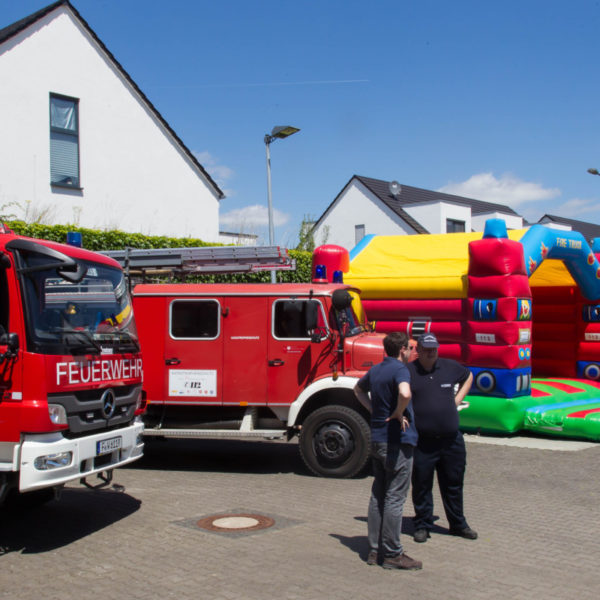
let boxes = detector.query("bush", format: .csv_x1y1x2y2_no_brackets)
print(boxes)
5,220,313,284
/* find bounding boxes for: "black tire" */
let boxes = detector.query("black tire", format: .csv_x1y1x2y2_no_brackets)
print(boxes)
299,405,370,478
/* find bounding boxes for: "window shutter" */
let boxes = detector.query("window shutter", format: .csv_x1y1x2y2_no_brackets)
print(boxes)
50,131,79,186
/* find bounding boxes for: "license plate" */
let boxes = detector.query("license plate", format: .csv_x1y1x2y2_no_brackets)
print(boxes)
96,436,122,455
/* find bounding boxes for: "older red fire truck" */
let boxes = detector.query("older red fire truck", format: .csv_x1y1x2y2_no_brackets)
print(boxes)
105,246,383,478
0,227,144,506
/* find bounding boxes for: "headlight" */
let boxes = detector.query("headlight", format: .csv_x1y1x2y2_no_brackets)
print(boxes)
34,451,73,470
134,389,146,415
48,403,68,425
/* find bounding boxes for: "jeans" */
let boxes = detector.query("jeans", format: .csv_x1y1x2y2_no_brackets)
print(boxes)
412,430,468,531
368,442,414,558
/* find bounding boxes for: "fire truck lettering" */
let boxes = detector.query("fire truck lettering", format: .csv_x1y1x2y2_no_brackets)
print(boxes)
111,361,122,379
56,362,67,385
55,358,142,385
80,363,91,383
68,362,80,384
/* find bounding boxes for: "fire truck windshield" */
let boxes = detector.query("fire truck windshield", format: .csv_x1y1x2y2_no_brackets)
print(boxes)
20,257,139,355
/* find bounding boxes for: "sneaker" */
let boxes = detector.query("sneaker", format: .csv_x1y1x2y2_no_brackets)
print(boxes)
382,553,423,570
449,526,478,540
366,550,378,566
413,529,430,543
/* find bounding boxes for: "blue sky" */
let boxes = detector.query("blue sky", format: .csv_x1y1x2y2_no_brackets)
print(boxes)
3,0,600,246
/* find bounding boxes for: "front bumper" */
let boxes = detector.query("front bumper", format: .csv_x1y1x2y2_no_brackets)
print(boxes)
18,419,144,492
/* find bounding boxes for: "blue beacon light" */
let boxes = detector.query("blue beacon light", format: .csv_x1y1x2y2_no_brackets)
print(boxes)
314,264,328,283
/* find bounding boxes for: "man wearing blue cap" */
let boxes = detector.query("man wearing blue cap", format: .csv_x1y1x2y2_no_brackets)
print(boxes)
408,332,477,543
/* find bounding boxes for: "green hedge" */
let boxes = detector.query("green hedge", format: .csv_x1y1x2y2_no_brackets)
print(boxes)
6,220,313,284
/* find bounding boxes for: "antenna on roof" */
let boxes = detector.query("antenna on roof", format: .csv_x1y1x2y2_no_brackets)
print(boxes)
389,180,401,197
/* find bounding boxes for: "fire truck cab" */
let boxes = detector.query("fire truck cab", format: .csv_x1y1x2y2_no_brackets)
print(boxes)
0,229,144,506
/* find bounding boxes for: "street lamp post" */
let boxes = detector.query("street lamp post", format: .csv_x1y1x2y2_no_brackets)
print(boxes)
264,125,300,283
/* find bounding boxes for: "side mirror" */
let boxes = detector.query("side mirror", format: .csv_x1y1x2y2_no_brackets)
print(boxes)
0,331,19,362
6,333,19,354
331,289,353,311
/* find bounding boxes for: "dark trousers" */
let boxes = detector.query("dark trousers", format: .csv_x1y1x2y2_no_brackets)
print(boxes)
368,443,413,557
411,430,468,531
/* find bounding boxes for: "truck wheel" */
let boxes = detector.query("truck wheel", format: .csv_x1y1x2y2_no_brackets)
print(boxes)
299,405,370,478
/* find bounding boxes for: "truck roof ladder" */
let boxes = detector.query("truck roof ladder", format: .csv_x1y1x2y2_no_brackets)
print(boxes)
102,246,295,281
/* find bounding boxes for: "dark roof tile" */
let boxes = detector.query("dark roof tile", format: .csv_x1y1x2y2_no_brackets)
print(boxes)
538,214,600,243
355,175,520,217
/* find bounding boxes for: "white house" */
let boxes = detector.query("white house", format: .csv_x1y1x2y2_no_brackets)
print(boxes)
0,1,224,240
312,175,524,250
537,214,600,244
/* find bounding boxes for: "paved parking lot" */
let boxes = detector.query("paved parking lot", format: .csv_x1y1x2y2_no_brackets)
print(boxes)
1,435,599,600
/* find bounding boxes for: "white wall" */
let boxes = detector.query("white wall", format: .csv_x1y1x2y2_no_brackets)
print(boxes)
312,180,414,250
472,212,523,231
404,201,472,233
538,220,571,232
0,7,221,240
217,232,258,246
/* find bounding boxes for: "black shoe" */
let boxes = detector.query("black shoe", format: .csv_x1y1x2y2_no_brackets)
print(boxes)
366,550,378,565
413,529,430,543
449,526,478,540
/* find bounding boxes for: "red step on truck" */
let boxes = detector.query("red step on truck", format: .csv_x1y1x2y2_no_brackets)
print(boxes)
105,245,384,477
0,227,144,507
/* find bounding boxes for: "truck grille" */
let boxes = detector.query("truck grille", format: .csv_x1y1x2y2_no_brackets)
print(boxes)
47,384,141,439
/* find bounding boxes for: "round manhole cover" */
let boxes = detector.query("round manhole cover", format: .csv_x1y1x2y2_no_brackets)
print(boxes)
196,513,275,533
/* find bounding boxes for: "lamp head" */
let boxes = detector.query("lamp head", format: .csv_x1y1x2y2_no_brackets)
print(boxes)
270,125,300,139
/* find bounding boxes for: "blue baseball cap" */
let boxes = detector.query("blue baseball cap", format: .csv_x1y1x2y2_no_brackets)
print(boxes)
418,333,439,348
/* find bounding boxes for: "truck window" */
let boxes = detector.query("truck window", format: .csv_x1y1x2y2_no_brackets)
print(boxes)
273,299,326,340
170,299,219,339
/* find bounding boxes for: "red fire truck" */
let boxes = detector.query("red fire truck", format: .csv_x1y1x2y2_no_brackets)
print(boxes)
0,228,144,506
105,246,384,478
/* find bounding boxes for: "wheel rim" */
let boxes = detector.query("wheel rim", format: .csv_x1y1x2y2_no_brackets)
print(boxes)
313,420,355,466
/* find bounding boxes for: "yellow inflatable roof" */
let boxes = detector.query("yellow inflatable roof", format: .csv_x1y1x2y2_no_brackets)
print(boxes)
346,230,576,299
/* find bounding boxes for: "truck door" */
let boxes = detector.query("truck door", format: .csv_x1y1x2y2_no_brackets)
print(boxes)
267,298,329,406
221,296,268,405
163,298,223,404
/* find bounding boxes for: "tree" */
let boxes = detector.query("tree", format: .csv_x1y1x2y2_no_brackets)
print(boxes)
296,215,316,252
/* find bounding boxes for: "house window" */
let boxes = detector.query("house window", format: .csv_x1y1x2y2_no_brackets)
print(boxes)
446,219,465,233
355,224,365,245
50,94,80,187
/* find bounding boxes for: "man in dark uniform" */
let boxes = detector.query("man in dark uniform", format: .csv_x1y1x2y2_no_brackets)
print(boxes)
354,332,422,570
408,333,477,543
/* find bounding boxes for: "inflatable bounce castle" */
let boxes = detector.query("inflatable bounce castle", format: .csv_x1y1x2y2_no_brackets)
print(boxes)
313,219,600,441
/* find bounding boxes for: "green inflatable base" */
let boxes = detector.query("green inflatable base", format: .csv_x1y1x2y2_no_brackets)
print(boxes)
459,379,600,441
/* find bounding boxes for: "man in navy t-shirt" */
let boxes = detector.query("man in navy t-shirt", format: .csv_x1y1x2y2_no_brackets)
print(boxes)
354,332,422,570
408,333,477,543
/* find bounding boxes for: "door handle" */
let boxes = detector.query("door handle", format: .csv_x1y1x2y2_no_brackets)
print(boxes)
165,357,181,365
268,359,285,366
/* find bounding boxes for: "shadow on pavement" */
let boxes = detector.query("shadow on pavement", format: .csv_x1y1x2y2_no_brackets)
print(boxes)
0,486,141,555
135,437,310,476
331,516,422,561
